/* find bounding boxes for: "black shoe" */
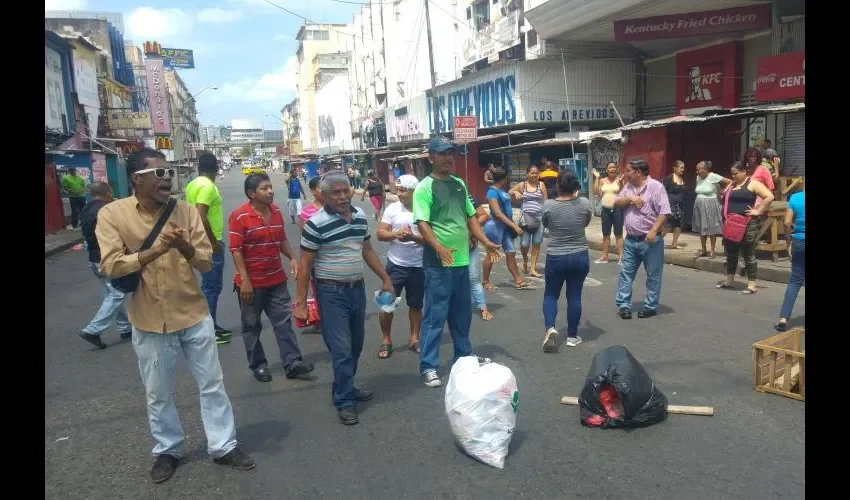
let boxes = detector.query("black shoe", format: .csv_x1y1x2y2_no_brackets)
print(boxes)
119,331,132,340
79,332,107,349
150,454,179,484
338,406,359,425
637,309,657,319
213,447,256,471
285,361,315,379
253,367,272,382
618,308,632,320
354,388,373,402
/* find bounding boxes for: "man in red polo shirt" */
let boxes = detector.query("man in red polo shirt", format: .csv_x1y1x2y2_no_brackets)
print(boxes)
229,173,315,383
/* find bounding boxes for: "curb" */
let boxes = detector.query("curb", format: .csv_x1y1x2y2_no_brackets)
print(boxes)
45,237,84,259
585,239,790,284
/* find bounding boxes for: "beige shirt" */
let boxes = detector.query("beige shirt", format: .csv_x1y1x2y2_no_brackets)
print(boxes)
96,196,213,333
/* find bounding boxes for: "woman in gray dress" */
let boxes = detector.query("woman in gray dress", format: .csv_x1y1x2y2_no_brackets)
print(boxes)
692,161,730,258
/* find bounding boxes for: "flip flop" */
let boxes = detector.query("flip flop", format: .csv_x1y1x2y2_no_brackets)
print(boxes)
515,281,537,290
483,282,498,291
377,343,393,359
409,341,420,354
741,288,757,295
529,271,542,278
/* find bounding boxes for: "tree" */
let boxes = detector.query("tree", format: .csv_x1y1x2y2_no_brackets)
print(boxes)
240,146,252,157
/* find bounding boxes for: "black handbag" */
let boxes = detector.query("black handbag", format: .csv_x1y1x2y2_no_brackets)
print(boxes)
111,198,177,294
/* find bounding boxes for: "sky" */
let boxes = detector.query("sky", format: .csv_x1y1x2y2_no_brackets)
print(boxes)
46,0,360,130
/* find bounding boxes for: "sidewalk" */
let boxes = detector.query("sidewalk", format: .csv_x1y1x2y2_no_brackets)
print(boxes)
45,229,84,259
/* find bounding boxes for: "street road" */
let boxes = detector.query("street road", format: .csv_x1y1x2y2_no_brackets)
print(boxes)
45,171,805,499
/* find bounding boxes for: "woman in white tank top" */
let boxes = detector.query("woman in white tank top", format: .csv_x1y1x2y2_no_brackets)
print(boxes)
592,163,624,263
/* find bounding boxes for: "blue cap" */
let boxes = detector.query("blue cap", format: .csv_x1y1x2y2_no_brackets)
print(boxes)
427,136,455,153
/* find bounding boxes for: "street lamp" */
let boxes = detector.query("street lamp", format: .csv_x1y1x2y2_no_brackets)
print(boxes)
186,86,218,104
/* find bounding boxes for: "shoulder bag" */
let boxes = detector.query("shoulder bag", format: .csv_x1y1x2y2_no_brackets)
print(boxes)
518,182,542,232
721,181,750,243
111,198,177,293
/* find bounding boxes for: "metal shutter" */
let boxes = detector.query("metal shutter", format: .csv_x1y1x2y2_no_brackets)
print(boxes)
782,112,805,177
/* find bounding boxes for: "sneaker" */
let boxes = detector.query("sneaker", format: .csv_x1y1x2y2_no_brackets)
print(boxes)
215,332,231,345
285,360,315,379
565,336,584,347
422,370,441,388
215,326,233,338
476,356,492,365
213,447,256,470
79,332,107,350
150,454,179,484
119,331,132,341
542,328,559,353
594,257,609,264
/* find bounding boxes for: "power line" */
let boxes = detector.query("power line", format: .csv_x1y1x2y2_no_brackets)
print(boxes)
262,0,384,43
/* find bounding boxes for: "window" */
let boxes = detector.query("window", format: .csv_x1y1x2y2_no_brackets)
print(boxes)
473,2,490,31
307,30,330,41
527,29,538,48
466,7,472,20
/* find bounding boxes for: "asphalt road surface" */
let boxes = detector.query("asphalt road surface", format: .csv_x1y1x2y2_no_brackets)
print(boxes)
45,171,805,499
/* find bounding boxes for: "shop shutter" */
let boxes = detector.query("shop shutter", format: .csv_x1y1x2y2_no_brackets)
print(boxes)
782,113,805,177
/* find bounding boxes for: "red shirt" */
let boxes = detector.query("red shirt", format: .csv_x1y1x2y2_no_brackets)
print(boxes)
229,202,287,288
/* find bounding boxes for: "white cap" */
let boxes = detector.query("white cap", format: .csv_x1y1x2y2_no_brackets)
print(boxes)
396,174,419,190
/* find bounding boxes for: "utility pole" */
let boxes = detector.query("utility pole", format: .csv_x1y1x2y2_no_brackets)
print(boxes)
424,0,440,136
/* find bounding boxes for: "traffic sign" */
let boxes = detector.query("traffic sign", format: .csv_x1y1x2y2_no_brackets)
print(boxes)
453,116,478,142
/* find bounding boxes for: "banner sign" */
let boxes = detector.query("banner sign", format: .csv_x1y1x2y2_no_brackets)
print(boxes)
675,42,742,113
161,48,195,69
755,51,805,102
453,116,478,142
461,7,521,66
614,4,771,42
145,58,173,135
107,111,153,130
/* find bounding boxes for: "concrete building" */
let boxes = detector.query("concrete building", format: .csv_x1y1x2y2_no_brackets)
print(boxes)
280,99,302,154
295,24,352,152
263,129,284,142
230,119,264,143
164,69,201,161
45,15,133,89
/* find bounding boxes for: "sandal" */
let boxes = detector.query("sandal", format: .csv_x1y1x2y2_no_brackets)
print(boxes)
529,270,542,278
483,282,498,291
741,288,757,295
480,308,493,321
515,281,537,290
716,281,734,289
377,343,393,359
409,341,420,354
695,250,708,258
595,257,609,264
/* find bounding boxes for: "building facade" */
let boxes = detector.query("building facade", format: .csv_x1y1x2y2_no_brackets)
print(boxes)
164,69,201,161
231,119,265,143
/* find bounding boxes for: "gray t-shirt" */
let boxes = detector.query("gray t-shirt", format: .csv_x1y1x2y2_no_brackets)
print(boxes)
542,197,592,255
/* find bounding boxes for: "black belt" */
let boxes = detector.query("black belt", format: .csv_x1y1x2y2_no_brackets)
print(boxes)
626,234,646,241
315,278,364,288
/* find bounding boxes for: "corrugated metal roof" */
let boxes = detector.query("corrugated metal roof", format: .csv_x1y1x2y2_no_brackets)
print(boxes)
474,129,547,143
480,130,622,153
619,103,805,131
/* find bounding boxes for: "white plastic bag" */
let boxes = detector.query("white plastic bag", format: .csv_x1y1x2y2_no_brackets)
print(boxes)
373,291,403,314
444,356,519,469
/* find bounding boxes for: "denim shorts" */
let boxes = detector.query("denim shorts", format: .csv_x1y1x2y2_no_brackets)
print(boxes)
484,220,516,253
519,223,544,247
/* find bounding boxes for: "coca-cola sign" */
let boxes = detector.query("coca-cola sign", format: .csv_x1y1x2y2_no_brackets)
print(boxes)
756,51,805,102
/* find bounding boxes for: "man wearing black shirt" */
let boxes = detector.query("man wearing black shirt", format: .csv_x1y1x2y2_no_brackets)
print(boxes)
79,181,131,349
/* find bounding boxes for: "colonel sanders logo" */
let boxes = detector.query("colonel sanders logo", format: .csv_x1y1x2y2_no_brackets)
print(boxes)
685,65,724,103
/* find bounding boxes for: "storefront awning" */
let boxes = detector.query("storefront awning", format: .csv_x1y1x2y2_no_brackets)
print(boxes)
474,129,547,144
480,130,621,154
618,103,805,131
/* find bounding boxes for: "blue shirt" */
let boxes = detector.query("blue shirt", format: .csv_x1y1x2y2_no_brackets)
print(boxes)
787,191,805,240
288,178,303,199
486,186,513,227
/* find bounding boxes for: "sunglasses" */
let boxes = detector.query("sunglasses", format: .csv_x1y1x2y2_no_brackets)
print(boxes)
135,168,175,178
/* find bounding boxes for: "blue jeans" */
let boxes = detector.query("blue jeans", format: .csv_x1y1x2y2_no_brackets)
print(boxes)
468,246,487,311
616,236,665,312
316,282,366,409
201,244,225,328
483,220,516,253
780,239,805,319
132,315,237,458
82,262,131,335
519,223,544,247
420,266,473,375
543,251,590,337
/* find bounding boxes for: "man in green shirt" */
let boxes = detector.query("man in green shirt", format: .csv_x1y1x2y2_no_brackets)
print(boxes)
186,153,232,345
61,167,88,230
412,136,501,388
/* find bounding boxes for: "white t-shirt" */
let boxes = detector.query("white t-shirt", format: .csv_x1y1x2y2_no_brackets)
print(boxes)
381,201,423,268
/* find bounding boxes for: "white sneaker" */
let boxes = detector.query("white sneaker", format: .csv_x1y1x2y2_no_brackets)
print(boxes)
422,370,441,388
66,225,74,230
542,328,559,352
565,336,584,347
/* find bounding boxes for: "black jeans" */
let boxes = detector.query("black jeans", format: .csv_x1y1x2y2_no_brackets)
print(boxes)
236,283,304,372
723,218,760,280
69,196,86,228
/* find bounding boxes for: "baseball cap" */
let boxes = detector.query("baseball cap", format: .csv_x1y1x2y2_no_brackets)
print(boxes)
427,136,455,154
396,174,419,190
763,148,779,158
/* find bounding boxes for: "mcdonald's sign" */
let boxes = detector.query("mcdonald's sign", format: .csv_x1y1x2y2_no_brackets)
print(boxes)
120,141,145,155
144,41,162,56
155,136,173,150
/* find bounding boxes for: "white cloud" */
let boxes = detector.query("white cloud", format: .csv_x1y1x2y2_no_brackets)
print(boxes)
197,7,244,24
126,7,194,40
216,56,298,104
45,0,87,9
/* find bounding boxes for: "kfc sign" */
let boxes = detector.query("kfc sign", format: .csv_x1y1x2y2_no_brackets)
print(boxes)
615,4,771,42
676,42,742,113
756,51,805,102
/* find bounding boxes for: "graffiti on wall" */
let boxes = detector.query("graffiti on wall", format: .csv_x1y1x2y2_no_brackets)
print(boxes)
318,114,336,145
590,138,622,173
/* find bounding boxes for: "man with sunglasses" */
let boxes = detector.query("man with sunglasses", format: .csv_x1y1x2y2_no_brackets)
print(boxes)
412,136,502,389
186,152,232,345
96,148,254,484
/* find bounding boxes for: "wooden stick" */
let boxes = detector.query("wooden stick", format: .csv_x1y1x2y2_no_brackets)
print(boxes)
560,396,714,416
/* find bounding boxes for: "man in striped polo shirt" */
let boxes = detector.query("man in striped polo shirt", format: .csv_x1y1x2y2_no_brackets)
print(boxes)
229,173,314,383
295,171,394,426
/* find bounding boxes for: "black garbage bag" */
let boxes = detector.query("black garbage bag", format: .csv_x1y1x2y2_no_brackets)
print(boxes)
578,345,668,429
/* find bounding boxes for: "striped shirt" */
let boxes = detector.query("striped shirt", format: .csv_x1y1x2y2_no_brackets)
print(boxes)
301,206,370,281
616,177,672,236
228,202,287,288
